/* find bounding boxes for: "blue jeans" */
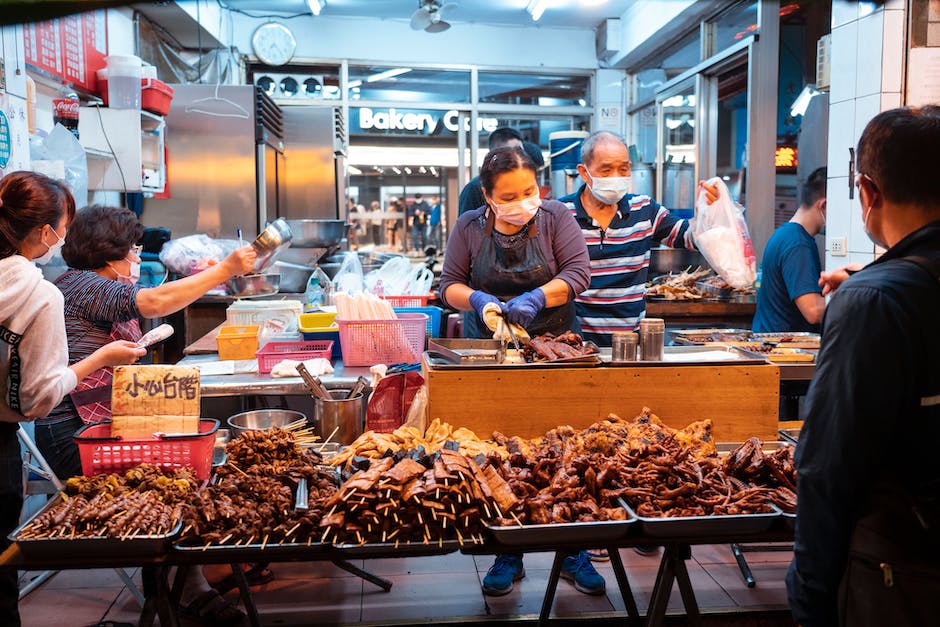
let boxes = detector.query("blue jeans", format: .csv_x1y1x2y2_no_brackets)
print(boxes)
34,415,83,480
412,225,427,251
0,422,23,626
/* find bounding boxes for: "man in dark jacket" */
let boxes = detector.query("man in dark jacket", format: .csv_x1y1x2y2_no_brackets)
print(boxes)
787,106,940,627
458,127,523,215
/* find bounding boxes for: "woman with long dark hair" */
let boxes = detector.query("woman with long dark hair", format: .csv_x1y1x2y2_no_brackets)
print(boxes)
0,172,145,626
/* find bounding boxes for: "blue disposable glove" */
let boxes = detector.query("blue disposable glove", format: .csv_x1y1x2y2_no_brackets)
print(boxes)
469,290,502,322
504,288,546,328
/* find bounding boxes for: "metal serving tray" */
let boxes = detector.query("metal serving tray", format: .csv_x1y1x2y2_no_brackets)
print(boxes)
11,494,182,559
733,346,815,363
778,428,801,445
426,339,600,369
716,441,791,456
669,328,752,343
599,345,768,367
485,512,636,548
173,538,329,557
621,500,779,538
333,539,463,558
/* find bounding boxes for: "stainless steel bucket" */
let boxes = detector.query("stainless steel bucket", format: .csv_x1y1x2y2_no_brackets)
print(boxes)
314,389,365,445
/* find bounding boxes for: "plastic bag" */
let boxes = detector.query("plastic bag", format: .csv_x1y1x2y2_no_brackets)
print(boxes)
331,252,365,294
409,266,433,295
365,371,424,433
30,124,88,208
364,257,412,295
693,178,756,288
159,234,240,276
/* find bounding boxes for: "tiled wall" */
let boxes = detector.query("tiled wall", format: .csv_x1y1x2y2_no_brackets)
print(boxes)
824,0,906,272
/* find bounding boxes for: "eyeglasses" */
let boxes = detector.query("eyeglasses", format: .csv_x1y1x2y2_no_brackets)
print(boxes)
128,245,143,260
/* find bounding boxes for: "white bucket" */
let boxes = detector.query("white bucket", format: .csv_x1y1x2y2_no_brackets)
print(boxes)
105,54,142,110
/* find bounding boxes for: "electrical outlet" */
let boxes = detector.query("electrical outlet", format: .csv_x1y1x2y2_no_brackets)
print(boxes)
830,236,847,256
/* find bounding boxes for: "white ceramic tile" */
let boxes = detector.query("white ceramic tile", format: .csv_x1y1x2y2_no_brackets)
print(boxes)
854,93,882,149
824,177,852,246
826,100,855,179
881,10,905,92
832,0,859,28
881,92,901,110
883,0,905,10
930,0,940,20
830,23,859,103
928,22,940,46
855,13,884,98
850,251,876,267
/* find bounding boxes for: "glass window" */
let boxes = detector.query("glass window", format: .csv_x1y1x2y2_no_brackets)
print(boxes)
710,1,759,54
660,86,696,215
632,103,657,164
478,72,590,107
715,63,749,204
347,66,470,103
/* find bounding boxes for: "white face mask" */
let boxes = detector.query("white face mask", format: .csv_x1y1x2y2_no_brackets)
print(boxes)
109,258,141,286
861,203,886,248
491,193,541,226
586,169,632,205
34,226,65,266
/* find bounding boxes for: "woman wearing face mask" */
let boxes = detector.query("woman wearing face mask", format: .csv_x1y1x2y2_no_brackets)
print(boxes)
440,146,590,340
0,173,147,626
34,205,256,480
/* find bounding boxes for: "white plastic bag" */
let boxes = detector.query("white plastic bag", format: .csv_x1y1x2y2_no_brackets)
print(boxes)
332,251,365,294
30,124,88,207
364,257,412,296
693,178,756,288
159,235,240,276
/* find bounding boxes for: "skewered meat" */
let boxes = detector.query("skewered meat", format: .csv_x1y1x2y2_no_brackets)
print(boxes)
521,332,599,363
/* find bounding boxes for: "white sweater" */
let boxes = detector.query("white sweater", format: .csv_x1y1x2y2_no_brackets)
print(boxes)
0,255,77,422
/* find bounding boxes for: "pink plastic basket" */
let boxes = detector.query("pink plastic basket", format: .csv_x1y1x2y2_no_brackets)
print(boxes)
336,313,428,366
73,419,218,480
256,340,334,374
382,293,434,308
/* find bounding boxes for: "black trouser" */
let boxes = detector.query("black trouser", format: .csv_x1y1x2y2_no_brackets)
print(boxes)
34,416,83,480
0,422,23,627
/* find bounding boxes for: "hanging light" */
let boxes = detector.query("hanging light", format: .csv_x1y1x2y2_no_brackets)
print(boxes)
527,0,548,22
306,0,326,16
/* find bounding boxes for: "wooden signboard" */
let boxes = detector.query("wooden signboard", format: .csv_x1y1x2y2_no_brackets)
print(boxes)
111,365,200,439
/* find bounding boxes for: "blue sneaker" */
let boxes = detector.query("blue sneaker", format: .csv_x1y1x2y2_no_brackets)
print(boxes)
560,551,606,595
482,555,525,596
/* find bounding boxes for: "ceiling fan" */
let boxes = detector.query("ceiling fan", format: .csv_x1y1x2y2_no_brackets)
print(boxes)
410,0,458,33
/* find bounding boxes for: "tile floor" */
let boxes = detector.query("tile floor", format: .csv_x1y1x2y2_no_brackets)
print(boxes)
17,543,794,626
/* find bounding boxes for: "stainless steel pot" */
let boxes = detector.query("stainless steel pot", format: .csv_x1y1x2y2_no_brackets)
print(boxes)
316,251,403,280
284,219,347,248
648,247,708,276
227,273,280,298
251,218,292,272
227,409,308,438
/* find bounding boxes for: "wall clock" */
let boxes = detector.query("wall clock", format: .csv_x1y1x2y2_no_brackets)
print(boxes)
251,23,296,67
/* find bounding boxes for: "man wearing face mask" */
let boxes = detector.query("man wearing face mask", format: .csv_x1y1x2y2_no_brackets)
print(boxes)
560,131,697,347
35,205,257,480
751,167,827,333
787,107,940,627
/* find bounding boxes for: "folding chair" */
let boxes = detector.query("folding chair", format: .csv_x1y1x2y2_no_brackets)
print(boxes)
16,424,145,606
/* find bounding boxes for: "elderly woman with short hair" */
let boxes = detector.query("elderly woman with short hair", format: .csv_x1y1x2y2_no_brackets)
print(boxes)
34,204,256,480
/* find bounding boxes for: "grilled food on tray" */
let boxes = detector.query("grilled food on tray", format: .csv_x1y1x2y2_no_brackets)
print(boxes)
723,437,797,513
17,465,197,540
521,331,599,362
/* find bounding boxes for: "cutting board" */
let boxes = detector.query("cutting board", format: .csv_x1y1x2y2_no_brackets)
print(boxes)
111,365,201,438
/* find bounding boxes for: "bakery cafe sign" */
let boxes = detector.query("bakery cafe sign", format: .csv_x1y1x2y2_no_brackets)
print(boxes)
357,107,500,135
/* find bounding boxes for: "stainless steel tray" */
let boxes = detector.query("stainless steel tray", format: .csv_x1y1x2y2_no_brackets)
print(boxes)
173,538,329,557
621,501,779,538
333,539,463,557
11,494,182,559
426,339,600,369
716,441,791,455
599,345,768,367
733,346,815,363
670,328,752,340
778,428,801,444
485,513,635,548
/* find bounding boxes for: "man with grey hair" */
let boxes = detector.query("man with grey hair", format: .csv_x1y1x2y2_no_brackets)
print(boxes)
559,130,697,347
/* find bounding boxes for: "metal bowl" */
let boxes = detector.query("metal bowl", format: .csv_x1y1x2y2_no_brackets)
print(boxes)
648,247,707,276
227,409,308,438
228,273,280,298
251,218,292,272
284,220,347,248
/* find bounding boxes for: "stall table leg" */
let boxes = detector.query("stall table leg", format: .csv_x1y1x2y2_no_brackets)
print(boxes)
538,549,638,626
332,560,393,591
231,562,261,627
646,545,701,627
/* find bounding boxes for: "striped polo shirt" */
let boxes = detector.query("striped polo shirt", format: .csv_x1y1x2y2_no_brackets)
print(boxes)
560,186,694,347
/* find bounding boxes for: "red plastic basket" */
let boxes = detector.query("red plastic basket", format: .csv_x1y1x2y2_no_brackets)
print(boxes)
256,340,334,374
336,313,428,366
382,293,434,308
73,419,218,480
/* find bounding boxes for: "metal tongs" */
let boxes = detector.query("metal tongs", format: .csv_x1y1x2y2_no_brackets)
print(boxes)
493,313,522,363
296,363,331,401
294,477,308,512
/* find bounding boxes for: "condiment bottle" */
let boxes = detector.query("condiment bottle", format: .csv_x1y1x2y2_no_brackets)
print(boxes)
638,318,665,361
611,331,638,362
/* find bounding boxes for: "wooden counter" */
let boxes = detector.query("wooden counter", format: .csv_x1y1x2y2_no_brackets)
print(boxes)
426,360,780,442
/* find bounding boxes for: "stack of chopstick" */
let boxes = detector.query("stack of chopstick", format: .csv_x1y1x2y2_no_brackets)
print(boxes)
334,292,397,320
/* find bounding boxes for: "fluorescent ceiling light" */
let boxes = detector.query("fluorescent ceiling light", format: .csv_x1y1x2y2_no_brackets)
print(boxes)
306,0,326,15
789,84,820,118
366,68,412,83
527,0,548,22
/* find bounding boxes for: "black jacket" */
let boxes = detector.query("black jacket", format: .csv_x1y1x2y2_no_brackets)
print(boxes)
787,220,940,626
